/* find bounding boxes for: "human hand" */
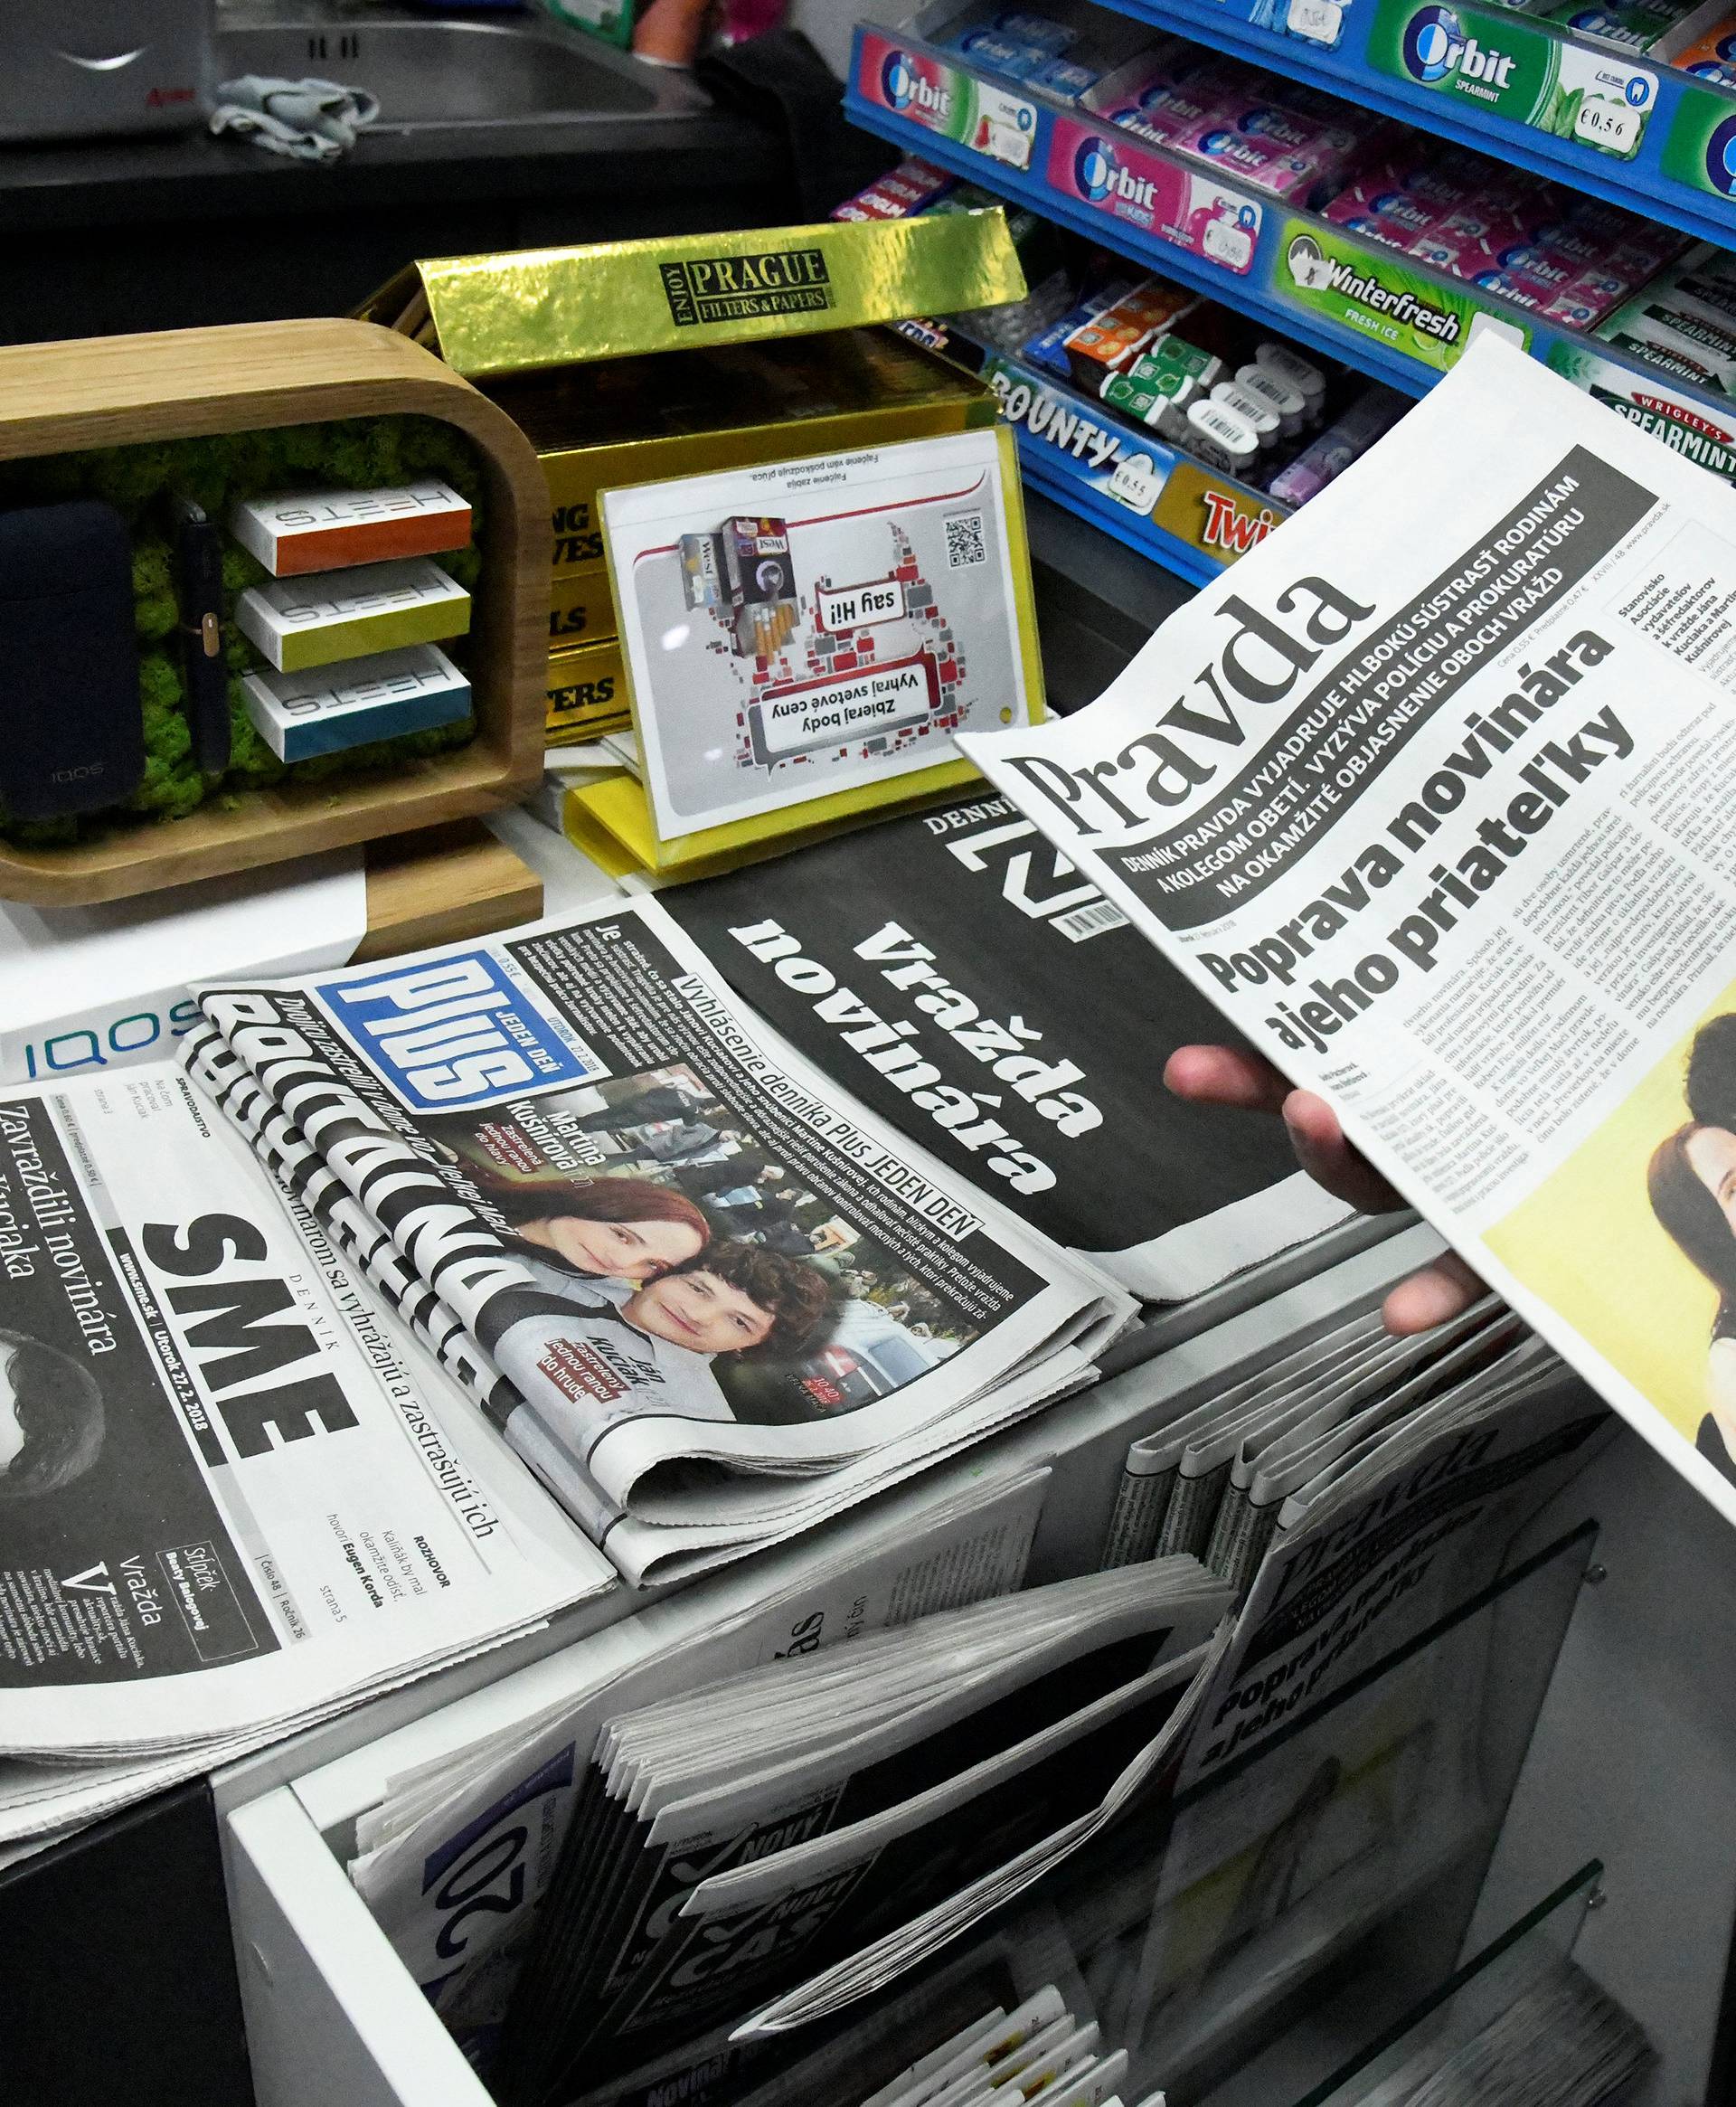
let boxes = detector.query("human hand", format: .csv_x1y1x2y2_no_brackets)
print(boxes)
1164,1044,1485,1335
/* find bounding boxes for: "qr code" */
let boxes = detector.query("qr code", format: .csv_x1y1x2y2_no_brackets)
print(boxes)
945,511,987,569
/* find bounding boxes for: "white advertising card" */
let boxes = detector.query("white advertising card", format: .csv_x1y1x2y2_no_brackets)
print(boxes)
602,427,1034,838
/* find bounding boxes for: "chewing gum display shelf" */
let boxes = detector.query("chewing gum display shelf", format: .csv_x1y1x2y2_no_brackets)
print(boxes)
0,320,547,905
936,323,1295,582
848,17,1736,441
1069,0,1736,251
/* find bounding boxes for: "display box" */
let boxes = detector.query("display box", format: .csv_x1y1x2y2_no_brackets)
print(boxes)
0,321,546,905
544,635,630,744
361,217,1046,814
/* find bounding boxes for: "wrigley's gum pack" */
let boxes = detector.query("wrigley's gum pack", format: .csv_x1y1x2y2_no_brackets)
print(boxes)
484,329,993,578
546,635,629,744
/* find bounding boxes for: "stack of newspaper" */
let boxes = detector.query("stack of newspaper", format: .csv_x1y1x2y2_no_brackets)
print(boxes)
493,1559,1231,2107
345,1465,1055,2072
1101,1299,1540,1595
0,1063,614,1867
183,896,1137,1587
1354,1961,1649,2105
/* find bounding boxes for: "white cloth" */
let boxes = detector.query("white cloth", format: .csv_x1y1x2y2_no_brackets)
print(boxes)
209,75,380,161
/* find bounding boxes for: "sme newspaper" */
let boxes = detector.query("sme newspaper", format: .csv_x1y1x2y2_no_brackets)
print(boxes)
964,334,1736,1530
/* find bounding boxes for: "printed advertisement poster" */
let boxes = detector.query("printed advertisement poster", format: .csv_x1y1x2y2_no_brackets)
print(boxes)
603,429,1035,839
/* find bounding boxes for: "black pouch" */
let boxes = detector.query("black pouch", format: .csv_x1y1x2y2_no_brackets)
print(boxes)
0,499,144,822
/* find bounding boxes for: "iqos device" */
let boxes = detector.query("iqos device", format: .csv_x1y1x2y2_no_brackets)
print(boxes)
0,500,144,821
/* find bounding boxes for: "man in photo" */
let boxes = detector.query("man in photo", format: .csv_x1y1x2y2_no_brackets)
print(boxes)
479,1241,839,1439
0,1326,106,1500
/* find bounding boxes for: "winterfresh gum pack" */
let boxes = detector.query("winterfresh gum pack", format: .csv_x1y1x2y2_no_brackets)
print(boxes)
229,481,472,577
240,642,472,761
235,557,470,673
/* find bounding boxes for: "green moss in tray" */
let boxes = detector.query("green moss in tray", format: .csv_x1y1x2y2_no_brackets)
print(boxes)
0,416,487,843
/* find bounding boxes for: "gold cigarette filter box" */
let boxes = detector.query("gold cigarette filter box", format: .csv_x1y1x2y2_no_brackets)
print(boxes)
361,213,1031,779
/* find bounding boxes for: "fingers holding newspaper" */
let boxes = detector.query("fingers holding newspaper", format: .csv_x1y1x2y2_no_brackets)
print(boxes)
1162,1044,1487,1334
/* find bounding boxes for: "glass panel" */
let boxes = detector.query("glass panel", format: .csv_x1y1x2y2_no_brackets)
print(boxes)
1297,1861,1608,2107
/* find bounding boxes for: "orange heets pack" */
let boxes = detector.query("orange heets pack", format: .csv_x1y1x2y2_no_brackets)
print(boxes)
229,478,473,576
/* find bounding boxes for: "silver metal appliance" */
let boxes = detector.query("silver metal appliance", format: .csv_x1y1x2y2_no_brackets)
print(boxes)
0,0,215,143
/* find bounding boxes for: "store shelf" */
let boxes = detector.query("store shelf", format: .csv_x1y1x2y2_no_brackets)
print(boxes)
948,333,1291,583
848,18,1736,470
1082,0,1736,252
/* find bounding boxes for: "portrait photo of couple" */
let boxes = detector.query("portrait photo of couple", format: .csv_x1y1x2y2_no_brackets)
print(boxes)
422,1064,981,1431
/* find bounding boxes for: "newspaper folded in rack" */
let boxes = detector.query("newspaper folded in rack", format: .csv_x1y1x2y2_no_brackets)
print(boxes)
1181,1336,1604,1789
346,1465,1052,2070
963,333,1736,1536
502,1564,1229,2099
188,898,1135,1583
731,1620,1234,2041
0,1061,609,1797
660,790,1351,1302
496,1558,1230,2105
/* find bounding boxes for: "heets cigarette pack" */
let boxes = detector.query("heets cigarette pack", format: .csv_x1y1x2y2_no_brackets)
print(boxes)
241,643,471,761
230,481,471,576
237,557,470,672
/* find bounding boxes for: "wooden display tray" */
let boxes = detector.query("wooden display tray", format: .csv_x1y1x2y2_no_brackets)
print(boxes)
0,319,549,904
356,818,542,962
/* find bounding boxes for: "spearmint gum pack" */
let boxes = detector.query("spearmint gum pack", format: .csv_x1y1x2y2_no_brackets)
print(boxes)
1234,360,1308,435
1268,386,1406,505
1323,205,1416,250
1255,341,1326,411
1209,377,1281,445
1544,0,1690,48
1185,396,1261,472
1176,110,1319,196
1032,53,1104,98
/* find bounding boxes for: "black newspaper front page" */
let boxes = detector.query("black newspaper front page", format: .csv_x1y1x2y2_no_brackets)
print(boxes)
661,793,1347,1301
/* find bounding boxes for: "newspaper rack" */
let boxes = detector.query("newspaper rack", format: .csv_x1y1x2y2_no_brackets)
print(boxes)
217,1224,1617,2107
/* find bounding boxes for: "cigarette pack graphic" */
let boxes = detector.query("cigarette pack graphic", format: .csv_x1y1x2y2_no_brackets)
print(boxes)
680,515,803,657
